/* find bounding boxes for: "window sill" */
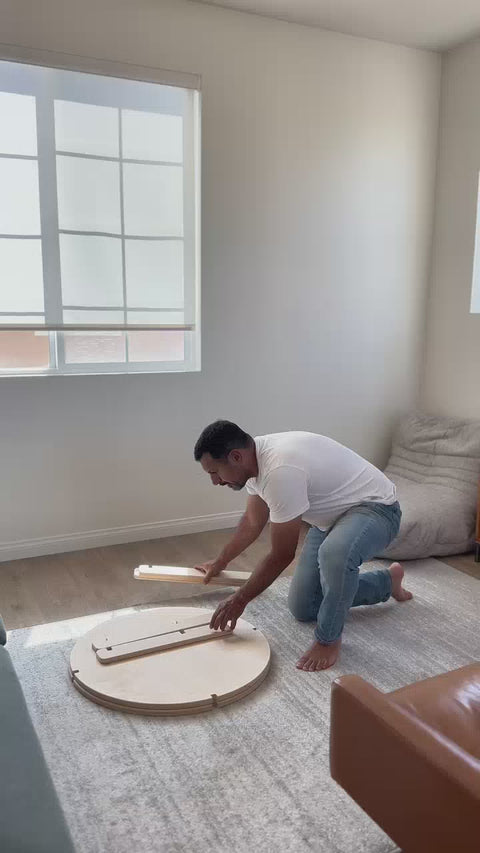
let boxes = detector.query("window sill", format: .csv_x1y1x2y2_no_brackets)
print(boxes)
0,365,201,378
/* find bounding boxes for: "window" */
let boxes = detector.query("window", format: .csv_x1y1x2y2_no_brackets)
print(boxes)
0,48,201,374
471,173,480,314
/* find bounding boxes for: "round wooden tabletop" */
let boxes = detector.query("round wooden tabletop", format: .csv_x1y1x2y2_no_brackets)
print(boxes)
70,606,271,715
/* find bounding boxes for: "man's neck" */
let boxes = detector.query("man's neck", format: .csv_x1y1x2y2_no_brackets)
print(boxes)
248,445,259,480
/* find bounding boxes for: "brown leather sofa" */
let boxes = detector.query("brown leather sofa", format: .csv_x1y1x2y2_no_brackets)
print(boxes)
330,664,480,852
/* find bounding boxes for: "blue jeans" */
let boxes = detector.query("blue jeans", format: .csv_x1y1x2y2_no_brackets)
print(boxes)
287,501,402,645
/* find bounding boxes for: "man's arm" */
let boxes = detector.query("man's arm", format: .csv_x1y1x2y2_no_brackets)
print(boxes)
240,516,302,600
209,516,303,630
196,495,269,583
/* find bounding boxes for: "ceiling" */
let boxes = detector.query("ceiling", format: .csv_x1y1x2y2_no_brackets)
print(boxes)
193,0,480,51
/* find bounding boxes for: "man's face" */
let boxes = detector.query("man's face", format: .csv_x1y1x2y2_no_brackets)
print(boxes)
200,451,249,491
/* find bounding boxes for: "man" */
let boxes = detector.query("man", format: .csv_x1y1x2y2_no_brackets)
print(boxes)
194,420,412,672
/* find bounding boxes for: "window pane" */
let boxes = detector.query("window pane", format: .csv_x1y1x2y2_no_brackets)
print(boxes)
0,159,41,234
55,100,119,157
0,239,44,311
0,315,44,324
125,240,183,309
60,234,123,307
126,311,184,325
57,155,121,233
63,331,126,364
63,309,124,325
0,330,50,369
0,92,38,156
122,110,183,162
127,330,184,362
123,164,183,236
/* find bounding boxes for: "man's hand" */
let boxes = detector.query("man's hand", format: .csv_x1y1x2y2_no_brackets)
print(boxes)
194,558,227,585
210,592,248,631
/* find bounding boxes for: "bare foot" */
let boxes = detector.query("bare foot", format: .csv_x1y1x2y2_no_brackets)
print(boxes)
389,562,413,602
296,637,341,672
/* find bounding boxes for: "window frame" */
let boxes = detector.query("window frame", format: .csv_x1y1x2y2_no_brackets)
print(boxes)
471,172,480,315
0,43,201,377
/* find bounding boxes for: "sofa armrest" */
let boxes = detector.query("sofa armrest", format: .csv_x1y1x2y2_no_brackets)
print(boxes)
330,675,480,853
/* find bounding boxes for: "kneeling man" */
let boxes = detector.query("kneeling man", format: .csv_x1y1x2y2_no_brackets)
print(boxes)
194,421,412,671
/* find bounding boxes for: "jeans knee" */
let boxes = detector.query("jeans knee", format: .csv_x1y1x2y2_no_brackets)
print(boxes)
290,609,314,624
287,595,315,623
319,540,350,575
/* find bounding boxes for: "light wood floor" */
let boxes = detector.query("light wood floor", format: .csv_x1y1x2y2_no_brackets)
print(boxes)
0,527,304,631
0,527,477,630
440,551,480,581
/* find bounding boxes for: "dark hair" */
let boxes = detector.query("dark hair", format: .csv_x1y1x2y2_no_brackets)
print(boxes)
194,420,253,461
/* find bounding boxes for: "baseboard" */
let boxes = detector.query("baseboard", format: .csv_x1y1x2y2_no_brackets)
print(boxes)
0,511,243,563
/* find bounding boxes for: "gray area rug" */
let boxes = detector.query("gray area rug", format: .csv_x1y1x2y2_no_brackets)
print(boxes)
7,559,480,853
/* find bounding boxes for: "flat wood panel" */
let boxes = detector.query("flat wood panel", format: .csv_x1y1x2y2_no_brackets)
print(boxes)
70,606,271,714
91,611,213,650
96,622,232,664
134,564,249,586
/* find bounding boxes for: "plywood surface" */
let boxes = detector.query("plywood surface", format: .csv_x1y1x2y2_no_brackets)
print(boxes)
70,606,271,715
95,621,233,664
134,565,249,586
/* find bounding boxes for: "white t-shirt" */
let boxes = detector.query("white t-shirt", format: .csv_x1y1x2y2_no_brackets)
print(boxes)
246,432,396,529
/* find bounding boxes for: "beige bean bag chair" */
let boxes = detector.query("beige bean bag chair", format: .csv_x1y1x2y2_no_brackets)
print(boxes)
380,412,480,560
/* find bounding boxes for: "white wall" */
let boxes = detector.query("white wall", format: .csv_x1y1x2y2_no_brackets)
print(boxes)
0,0,440,554
421,38,480,419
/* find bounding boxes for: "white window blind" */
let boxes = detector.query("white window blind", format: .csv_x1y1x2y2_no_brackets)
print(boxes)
0,51,200,339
